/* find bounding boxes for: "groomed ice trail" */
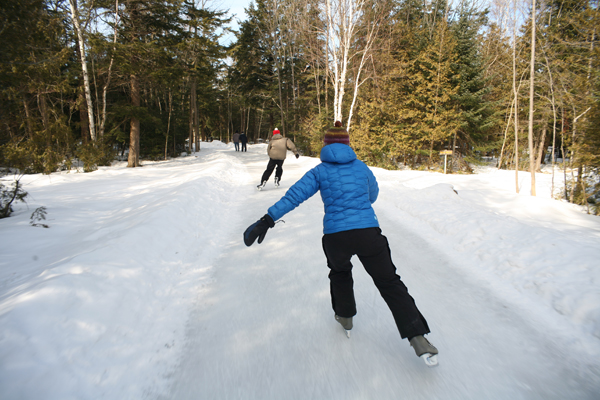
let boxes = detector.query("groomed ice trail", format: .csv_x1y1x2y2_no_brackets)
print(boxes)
1,142,599,399
165,146,600,400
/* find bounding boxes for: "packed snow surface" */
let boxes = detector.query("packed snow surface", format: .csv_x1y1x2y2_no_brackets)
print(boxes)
1,141,599,399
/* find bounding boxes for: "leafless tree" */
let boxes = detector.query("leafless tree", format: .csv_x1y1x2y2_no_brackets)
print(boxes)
68,0,97,142
323,0,390,129
527,0,537,196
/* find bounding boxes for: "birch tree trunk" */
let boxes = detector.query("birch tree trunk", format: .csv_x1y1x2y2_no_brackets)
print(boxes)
99,0,120,138
68,0,96,142
542,52,558,196
324,0,386,129
261,0,287,133
512,0,519,193
527,0,536,196
346,4,386,130
498,97,515,169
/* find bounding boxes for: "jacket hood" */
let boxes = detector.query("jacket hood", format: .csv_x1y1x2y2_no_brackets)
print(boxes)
271,133,283,140
320,143,357,164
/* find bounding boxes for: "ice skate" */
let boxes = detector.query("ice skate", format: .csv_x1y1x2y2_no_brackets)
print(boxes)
335,315,352,338
409,335,438,367
274,177,280,187
256,181,267,191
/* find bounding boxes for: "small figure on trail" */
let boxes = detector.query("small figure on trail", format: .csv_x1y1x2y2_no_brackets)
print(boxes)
256,128,299,190
233,131,240,151
244,121,438,367
240,132,248,152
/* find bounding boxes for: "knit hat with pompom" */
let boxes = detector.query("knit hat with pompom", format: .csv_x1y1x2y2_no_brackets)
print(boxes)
273,128,280,135
323,121,349,145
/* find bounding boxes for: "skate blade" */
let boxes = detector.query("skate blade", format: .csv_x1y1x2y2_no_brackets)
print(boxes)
420,353,438,367
345,329,351,339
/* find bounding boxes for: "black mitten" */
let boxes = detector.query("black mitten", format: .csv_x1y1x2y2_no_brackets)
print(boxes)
243,214,275,246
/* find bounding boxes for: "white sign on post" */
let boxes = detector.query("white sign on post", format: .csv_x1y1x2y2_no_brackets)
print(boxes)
440,150,453,174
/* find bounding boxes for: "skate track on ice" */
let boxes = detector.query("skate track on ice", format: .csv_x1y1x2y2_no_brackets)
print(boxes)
165,146,599,400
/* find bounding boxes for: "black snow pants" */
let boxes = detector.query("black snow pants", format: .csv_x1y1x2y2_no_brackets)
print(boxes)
322,227,430,340
261,158,284,183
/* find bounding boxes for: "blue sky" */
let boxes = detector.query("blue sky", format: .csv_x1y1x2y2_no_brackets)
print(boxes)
213,0,251,44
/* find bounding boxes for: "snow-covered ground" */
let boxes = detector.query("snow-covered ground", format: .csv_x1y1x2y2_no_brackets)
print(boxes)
1,141,599,399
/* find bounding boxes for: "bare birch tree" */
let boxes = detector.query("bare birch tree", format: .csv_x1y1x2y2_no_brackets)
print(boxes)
99,0,120,139
259,0,287,133
323,0,388,129
68,0,96,142
527,0,537,196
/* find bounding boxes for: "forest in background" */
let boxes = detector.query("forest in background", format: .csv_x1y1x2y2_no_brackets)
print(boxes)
1,0,599,212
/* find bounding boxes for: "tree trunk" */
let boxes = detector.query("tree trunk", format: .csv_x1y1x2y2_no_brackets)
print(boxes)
100,0,120,138
165,89,172,160
512,0,519,193
535,127,546,172
128,73,140,167
527,0,537,196
79,89,90,144
498,97,514,169
22,94,33,138
190,77,199,152
68,0,96,142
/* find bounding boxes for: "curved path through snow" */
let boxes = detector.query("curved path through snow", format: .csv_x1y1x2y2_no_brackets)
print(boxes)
164,147,599,400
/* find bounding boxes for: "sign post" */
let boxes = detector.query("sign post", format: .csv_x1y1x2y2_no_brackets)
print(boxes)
440,150,453,174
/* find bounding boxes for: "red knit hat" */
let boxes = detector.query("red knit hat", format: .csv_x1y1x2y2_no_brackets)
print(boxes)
273,128,280,135
323,121,349,145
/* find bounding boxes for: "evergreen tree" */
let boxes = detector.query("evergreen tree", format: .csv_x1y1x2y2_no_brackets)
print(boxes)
450,1,496,155
115,0,184,167
0,0,75,173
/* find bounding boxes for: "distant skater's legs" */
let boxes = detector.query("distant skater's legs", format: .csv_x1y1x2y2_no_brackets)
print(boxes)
260,159,279,183
274,160,284,182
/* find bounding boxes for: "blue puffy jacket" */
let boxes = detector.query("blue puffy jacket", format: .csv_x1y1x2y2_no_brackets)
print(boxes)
267,143,380,234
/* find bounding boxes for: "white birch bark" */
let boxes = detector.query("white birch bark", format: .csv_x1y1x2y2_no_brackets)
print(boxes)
260,0,287,132
68,0,96,142
512,0,520,193
324,0,386,130
100,0,120,138
527,0,536,196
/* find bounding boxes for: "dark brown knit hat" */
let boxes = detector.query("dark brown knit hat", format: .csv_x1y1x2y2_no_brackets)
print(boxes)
323,121,349,145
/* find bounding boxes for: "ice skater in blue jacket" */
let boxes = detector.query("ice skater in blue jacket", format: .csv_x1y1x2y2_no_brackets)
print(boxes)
244,121,439,366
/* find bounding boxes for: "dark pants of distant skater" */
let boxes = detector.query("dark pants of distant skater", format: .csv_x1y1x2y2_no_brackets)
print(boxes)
261,159,284,183
322,227,430,339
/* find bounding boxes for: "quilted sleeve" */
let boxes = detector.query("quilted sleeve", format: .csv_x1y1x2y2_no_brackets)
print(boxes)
367,164,379,204
267,167,320,221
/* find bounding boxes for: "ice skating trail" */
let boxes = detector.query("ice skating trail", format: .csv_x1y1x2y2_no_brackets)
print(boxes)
163,146,599,400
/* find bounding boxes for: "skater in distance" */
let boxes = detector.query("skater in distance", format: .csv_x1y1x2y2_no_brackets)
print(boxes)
243,121,439,367
232,131,240,151
256,128,299,190
240,132,248,152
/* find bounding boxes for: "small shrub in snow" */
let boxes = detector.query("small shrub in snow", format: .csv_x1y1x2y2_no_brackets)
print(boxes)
30,206,49,228
0,178,27,219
